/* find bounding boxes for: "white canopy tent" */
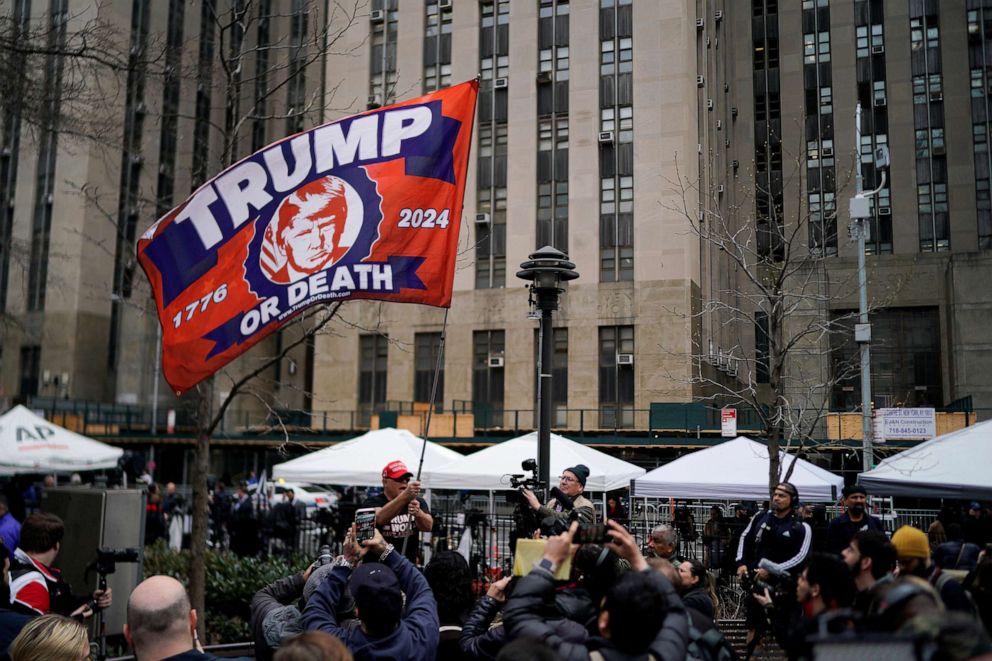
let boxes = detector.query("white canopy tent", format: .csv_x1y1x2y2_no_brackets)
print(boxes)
426,431,646,491
271,427,464,486
858,419,992,499
0,405,124,475
632,436,843,502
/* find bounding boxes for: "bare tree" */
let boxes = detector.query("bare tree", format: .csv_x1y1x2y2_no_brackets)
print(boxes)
662,143,907,494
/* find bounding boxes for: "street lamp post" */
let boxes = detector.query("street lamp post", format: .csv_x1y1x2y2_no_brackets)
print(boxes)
849,102,889,472
517,246,579,490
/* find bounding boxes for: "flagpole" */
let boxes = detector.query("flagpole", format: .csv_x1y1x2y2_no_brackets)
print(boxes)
403,308,450,559
415,307,450,480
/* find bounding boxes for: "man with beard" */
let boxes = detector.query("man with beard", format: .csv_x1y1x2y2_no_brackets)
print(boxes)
825,484,884,555
841,529,897,617
891,525,978,618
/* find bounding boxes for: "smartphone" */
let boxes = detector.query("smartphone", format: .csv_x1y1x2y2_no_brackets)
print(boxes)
355,508,377,543
574,523,613,545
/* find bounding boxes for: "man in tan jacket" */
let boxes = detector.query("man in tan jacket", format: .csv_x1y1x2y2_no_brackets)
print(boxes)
521,464,598,530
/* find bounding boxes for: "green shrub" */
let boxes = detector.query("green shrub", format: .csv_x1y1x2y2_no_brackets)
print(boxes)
143,541,309,644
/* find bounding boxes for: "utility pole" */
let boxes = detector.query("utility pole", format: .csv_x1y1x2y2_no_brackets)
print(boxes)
848,102,889,472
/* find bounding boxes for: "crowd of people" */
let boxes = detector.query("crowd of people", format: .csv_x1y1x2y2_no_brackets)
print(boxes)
0,463,990,660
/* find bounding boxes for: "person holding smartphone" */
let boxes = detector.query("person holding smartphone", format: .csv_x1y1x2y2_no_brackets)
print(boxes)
362,461,433,563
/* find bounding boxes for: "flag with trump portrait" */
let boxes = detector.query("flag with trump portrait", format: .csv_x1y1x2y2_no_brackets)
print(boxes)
137,80,478,395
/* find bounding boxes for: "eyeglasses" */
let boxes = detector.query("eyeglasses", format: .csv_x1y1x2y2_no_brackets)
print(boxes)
558,475,577,484
389,475,412,483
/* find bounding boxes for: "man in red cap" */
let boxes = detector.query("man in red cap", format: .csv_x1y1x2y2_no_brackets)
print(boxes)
361,461,433,563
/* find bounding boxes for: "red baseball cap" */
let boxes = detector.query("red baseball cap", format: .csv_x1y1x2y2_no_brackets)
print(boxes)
382,460,413,480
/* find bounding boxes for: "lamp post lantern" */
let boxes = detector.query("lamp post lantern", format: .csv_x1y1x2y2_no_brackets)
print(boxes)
517,246,579,491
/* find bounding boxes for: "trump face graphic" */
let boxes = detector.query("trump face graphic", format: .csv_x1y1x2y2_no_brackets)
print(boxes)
260,176,361,284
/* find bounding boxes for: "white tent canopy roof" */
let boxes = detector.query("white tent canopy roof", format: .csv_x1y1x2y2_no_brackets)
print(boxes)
632,436,844,502
271,427,464,486
0,405,124,475
426,431,646,491
858,419,992,499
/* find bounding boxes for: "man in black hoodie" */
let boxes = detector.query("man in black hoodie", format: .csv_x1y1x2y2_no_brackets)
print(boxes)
504,520,689,660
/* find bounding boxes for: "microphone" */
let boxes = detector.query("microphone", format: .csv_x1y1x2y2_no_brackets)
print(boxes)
550,486,574,510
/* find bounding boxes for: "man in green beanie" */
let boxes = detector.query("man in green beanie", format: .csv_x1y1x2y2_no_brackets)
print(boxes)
521,464,598,530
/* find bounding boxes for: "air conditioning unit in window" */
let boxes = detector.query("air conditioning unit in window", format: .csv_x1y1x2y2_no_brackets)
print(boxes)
367,94,382,108
874,96,887,107
370,9,384,23
822,146,834,157
696,18,704,29
933,144,946,156
0,146,11,157
878,206,892,216
725,139,731,148
716,184,725,194
732,159,740,169
536,70,552,84
474,212,491,225
616,353,634,366
599,131,615,144
488,356,504,368
932,91,943,101
494,77,508,89
696,75,705,87
714,10,724,22
731,106,739,118
707,98,714,110
871,44,884,54
438,0,452,9
716,120,723,130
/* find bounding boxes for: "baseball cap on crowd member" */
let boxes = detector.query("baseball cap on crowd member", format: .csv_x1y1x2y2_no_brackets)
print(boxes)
969,501,982,511
891,525,930,560
382,461,413,481
842,484,868,498
563,464,590,487
349,564,403,638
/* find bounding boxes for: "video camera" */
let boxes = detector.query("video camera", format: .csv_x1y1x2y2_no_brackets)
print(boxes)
87,547,140,578
741,558,795,602
506,458,545,491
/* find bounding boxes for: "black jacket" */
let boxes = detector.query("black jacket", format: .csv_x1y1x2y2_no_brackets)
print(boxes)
736,510,811,576
504,566,689,661
824,512,884,555
681,587,714,620
250,572,304,661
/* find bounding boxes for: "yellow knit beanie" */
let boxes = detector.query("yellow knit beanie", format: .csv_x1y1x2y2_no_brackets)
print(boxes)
891,525,930,560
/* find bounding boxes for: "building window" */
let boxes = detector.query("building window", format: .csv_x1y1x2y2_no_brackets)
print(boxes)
537,0,569,252
910,9,949,252
358,334,388,425
599,0,633,281
27,0,69,312
286,0,307,135
968,6,992,249
599,325,634,429
753,0,784,261
476,1,509,289
855,0,892,255
370,0,399,106
423,0,453,93
755,311,770,384
19,345,41,398
803,1,837,257
252,0,271,151
156,0,184,217
191,0,215,189
414,332,444,406
534,327,568,427
0,0,31,313
831,307,942,410
472,330,505,428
